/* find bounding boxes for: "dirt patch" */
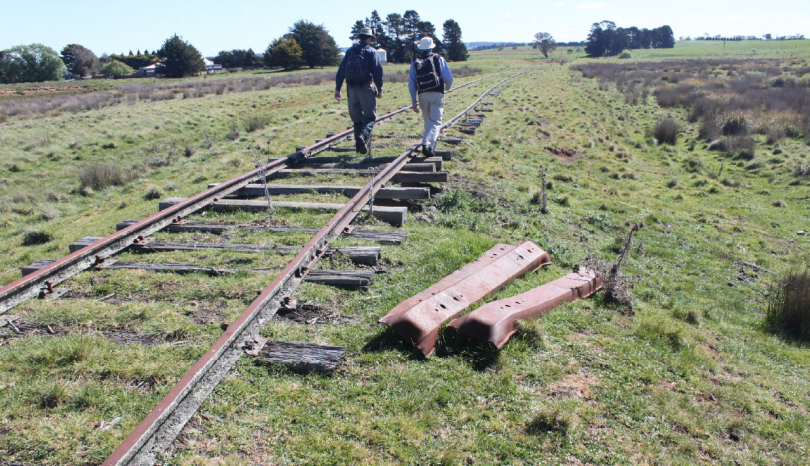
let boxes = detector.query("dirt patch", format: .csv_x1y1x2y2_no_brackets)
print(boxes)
186,301,226,326
0,315,68,340
547,374,598,400
545,146,584,163
275,302,354,325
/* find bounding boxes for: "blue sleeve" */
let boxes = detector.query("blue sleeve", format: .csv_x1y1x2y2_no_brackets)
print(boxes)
439,56,454,89
408,63,417,102
335,53,347,91
368,49,383,90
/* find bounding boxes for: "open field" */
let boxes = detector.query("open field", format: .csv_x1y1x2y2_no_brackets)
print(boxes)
1,44,809,465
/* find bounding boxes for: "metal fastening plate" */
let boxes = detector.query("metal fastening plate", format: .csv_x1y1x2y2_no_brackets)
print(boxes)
378,242,551,357
448,268,602,349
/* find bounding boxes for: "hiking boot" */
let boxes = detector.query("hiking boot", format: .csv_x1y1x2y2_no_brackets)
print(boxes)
357,133,368,155
424,146,435,157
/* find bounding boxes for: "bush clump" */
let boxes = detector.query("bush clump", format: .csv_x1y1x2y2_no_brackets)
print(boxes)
654,118,679,145
242,115,270,133
766,268,810,341
618,50,633,59
78,163,131,190
22,229,52,246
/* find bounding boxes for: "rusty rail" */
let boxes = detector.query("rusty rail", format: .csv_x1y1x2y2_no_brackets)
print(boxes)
0,72,508,316
102,69,538,466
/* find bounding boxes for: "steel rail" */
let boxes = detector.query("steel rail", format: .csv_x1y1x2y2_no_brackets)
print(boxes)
102,69,536,466
0,71,508,316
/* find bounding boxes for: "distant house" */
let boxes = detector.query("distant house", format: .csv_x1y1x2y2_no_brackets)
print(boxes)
337,48,387,63
203,58,222,73
138,64,158,76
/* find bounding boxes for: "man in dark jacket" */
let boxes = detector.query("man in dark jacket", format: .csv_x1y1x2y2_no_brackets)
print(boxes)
335,27,384,154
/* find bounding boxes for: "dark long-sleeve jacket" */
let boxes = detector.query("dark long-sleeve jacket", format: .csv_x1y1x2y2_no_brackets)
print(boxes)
335,44,383,91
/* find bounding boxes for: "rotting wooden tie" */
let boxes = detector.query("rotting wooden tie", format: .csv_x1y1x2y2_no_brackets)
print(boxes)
246,337,346,374
22,260,376,288
213,183,430,200
158,198,409,227
69,237,381,265
115,220,409,244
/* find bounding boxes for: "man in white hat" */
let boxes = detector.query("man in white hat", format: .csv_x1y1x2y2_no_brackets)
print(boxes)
335,27,384,154
408,36,454,157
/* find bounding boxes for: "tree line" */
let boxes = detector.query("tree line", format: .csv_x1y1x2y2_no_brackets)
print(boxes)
1,13,470,83
691,33,805,41
349,10,468,63
585,21,675,57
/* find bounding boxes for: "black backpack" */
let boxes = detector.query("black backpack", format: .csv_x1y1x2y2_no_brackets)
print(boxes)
414,53,441,92
345,46,369,86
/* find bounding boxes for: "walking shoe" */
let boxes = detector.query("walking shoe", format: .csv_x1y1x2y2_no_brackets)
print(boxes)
424,146,435,157
357,133,369,155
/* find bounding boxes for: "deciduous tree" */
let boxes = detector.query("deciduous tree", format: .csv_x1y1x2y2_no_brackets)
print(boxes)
0,44,66,83
156,35,205,77
61,44,100,77
534,32,557,58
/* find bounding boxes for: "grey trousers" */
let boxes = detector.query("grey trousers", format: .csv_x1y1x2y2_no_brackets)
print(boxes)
347,83,378,125
418,91,444,150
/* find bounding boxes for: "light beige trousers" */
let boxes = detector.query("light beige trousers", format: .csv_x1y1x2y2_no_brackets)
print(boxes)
418,91,444,150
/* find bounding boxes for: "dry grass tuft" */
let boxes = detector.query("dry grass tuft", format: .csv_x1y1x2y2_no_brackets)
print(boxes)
766,267,810,340
78,163,131,190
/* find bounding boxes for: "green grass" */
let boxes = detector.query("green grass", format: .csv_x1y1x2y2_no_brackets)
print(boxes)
1,48,810,465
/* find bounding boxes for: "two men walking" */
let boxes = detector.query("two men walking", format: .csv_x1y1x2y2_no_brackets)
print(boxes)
335,29,454,157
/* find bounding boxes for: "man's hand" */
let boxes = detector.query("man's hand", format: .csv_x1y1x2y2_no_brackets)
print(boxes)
376,89,384,99
412,101,419,113
334,90,341,101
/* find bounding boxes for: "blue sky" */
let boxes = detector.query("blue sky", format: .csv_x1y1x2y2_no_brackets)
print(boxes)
1,0,808,56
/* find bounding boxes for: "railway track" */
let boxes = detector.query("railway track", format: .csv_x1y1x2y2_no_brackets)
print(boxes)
0,68,539,465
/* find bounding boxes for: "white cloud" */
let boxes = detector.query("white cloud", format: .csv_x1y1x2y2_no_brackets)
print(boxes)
556,2,564,5
578,2,610,8
505,13,513,18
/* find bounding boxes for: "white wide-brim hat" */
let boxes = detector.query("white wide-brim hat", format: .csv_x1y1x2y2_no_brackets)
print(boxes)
416,37,435,50
358,27,376,41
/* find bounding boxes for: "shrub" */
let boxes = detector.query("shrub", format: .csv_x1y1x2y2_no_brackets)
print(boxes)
766,268,810,340
22,229,52,245
78,163,130,190
143,187,162,200
101,60,135,78
242,115,270,133
699,116,722,141
654,118,679,145
720,113,751,136
726,135,755,159
618,49,633,59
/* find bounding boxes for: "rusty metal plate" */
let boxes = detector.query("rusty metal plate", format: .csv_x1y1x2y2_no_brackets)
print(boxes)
379,242,550,357
448,268,602,349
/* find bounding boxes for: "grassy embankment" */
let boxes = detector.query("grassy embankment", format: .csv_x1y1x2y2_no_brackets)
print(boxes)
1,42,809,464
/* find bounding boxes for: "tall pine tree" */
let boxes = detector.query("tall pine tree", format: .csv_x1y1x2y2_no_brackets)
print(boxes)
442,20,468,61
